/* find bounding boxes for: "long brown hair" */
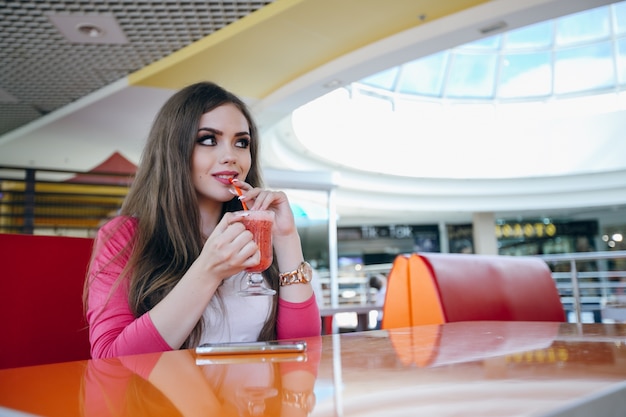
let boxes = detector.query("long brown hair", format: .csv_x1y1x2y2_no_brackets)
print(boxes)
89,82,278,348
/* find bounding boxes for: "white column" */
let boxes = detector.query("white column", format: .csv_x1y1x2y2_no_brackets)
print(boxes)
472,212,498,255
438,220,449,253
328,188,339,309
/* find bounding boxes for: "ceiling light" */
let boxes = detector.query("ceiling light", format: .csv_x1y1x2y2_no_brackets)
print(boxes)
76,23,106,38
47,14,128,44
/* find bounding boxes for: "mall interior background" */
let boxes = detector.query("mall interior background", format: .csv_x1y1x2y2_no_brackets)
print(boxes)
1,1,625,323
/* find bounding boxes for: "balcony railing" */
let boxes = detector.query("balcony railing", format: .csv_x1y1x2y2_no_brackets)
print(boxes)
0,165,132,236
538,250,626,324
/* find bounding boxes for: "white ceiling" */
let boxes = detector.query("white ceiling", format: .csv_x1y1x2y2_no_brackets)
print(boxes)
1,0,625,227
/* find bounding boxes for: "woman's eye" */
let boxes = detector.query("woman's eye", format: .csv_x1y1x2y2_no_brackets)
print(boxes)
236,138,250,149
197,135,216,146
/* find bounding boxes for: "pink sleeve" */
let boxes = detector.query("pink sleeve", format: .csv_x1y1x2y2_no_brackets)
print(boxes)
276,294,321,340
87,217,172,359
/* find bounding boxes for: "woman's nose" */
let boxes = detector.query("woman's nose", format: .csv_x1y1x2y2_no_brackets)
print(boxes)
220,147,237,164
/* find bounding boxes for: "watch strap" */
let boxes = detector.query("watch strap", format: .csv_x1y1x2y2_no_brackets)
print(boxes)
279,261,312,286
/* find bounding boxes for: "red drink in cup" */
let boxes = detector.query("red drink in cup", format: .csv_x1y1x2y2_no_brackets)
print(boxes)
240,211,273,272
236,210,276,296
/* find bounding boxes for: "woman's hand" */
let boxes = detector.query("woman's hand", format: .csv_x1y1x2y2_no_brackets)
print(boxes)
197,212,262,280
230,179,313,304
231,179,297,238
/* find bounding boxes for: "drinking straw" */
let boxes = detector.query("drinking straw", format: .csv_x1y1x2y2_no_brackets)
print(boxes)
229,178,249,210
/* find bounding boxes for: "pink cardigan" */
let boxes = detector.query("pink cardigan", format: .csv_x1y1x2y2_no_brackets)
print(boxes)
86,216,321,359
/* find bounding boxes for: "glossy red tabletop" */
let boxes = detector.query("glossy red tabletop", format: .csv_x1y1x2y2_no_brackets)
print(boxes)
1,321,625,417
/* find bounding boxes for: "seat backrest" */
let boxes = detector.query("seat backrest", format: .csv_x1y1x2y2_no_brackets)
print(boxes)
382,253,566,329
0,233,94,369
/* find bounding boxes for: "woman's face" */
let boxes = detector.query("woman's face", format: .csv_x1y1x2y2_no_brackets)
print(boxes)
191,103,252,208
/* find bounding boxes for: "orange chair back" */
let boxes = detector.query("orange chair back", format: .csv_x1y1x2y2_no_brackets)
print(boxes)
0,234,93,369
382,253,566,329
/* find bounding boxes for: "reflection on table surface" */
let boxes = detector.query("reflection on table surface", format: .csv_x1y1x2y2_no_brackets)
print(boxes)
0,321,625,417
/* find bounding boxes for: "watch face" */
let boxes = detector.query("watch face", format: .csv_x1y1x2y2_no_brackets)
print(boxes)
300,261,313,282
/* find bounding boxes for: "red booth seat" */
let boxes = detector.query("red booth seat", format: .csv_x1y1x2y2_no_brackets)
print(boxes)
382,253,566,330
0,233,94,369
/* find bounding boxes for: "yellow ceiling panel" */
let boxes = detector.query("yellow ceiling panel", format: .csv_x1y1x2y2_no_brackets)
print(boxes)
128,0,489,99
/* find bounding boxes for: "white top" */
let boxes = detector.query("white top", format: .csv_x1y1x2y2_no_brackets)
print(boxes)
199,272,272,344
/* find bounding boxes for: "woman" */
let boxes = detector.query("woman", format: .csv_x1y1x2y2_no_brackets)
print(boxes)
84,82,320,359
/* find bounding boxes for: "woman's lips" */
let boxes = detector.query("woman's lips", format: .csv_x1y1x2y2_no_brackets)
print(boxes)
213,173,236,185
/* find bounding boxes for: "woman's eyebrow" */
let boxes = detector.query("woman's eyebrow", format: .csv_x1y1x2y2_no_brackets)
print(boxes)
196,127,250,136
197,127,221,134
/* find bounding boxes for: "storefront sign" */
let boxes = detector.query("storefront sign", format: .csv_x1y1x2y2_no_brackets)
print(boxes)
495,222,557,239
338,225,439,240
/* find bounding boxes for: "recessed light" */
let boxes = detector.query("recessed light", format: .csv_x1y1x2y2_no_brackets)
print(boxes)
76,23,106,38
47,14,128,44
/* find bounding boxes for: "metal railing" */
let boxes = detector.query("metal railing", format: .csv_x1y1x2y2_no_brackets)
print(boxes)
538,250,626,324
0,165,132,236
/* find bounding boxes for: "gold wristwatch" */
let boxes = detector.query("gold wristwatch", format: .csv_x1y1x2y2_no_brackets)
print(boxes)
279,261,313,286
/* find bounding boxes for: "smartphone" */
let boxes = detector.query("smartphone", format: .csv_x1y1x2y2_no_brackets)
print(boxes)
195,340,307,356
196,352,307,365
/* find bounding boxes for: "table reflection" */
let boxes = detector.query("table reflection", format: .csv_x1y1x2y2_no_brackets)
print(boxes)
82,337,321,417
388,321,561,367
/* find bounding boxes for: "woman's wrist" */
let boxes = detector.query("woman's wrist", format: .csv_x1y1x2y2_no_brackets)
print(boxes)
185,258,226,289
273,232,313,301
273,232,304,271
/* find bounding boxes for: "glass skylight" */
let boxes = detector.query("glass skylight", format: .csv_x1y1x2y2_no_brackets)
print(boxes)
291,1,626,180
359,1,626,101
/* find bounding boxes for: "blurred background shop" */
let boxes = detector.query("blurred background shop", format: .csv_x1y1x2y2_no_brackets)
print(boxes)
1,0,626,324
